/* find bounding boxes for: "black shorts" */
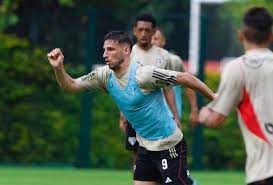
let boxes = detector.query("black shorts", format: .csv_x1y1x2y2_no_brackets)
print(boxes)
248,176,273,185
134,139,193,185
125,122,139,151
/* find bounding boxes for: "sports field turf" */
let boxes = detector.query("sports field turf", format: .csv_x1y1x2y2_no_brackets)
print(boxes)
0,167,244,185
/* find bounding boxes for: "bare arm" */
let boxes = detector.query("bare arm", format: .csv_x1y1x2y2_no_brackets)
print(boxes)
54,68,84,93
47,48,85,93
177,72,215,100
185,88,199,125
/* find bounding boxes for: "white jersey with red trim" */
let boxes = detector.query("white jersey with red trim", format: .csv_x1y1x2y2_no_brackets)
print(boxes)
208,48,273,183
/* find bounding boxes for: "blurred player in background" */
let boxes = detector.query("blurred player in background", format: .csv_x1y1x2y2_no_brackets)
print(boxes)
199,6,273,185
47,31,215,185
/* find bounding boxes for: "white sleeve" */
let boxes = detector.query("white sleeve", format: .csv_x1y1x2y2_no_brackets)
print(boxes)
76,66,109,91
136,65,178,91
208,60,244,116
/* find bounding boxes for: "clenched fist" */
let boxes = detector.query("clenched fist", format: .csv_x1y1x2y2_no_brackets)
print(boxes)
47,48,64,69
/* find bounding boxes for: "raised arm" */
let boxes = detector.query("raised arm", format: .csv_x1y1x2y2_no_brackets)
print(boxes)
47,48,85,93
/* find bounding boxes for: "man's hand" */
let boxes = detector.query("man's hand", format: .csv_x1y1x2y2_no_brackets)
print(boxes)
198,106,226,128
47,48,64,69
198,106,211,123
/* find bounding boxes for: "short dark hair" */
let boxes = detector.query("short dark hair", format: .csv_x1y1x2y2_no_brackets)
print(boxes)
104,31,133,49
134,13,157,28
243,6,272,44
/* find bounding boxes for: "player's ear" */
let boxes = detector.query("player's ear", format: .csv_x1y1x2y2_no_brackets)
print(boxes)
123,46,130,55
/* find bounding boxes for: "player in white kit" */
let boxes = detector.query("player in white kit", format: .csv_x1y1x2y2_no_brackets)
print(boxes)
198,6,273,185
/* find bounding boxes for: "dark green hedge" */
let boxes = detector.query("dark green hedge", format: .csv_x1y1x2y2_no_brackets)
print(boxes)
0,34,81,164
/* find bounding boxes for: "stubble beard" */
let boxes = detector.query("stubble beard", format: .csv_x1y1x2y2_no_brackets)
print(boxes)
109,59,124,71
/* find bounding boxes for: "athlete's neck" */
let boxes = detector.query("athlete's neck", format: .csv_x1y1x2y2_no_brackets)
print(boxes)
243,40,270,52
137,43,153,51
113,57,130,78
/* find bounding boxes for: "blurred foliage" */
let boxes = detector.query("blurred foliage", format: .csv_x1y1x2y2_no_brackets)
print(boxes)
90,92,130,168
223,0,273,28
0,0,19,32
0,33,82,164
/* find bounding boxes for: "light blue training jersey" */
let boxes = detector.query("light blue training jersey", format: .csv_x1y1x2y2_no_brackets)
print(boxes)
106,63,176,140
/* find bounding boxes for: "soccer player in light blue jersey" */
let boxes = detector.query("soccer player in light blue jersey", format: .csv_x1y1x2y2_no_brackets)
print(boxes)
47,31,214,185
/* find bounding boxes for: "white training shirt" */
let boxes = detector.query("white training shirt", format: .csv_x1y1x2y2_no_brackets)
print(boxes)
208,48,273,183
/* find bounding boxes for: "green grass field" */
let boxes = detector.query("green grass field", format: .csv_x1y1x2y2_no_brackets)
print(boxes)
0,167,244,185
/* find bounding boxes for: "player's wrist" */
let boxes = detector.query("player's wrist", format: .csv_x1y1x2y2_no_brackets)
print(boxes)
203,108,212,127
198,107,212,126
53,64,65,72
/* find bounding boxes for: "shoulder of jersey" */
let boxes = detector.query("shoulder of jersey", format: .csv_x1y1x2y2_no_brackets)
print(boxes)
95,65,111,75
222,57,243,72
97,65,110,70
131,44,139,52
169,52,182,61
